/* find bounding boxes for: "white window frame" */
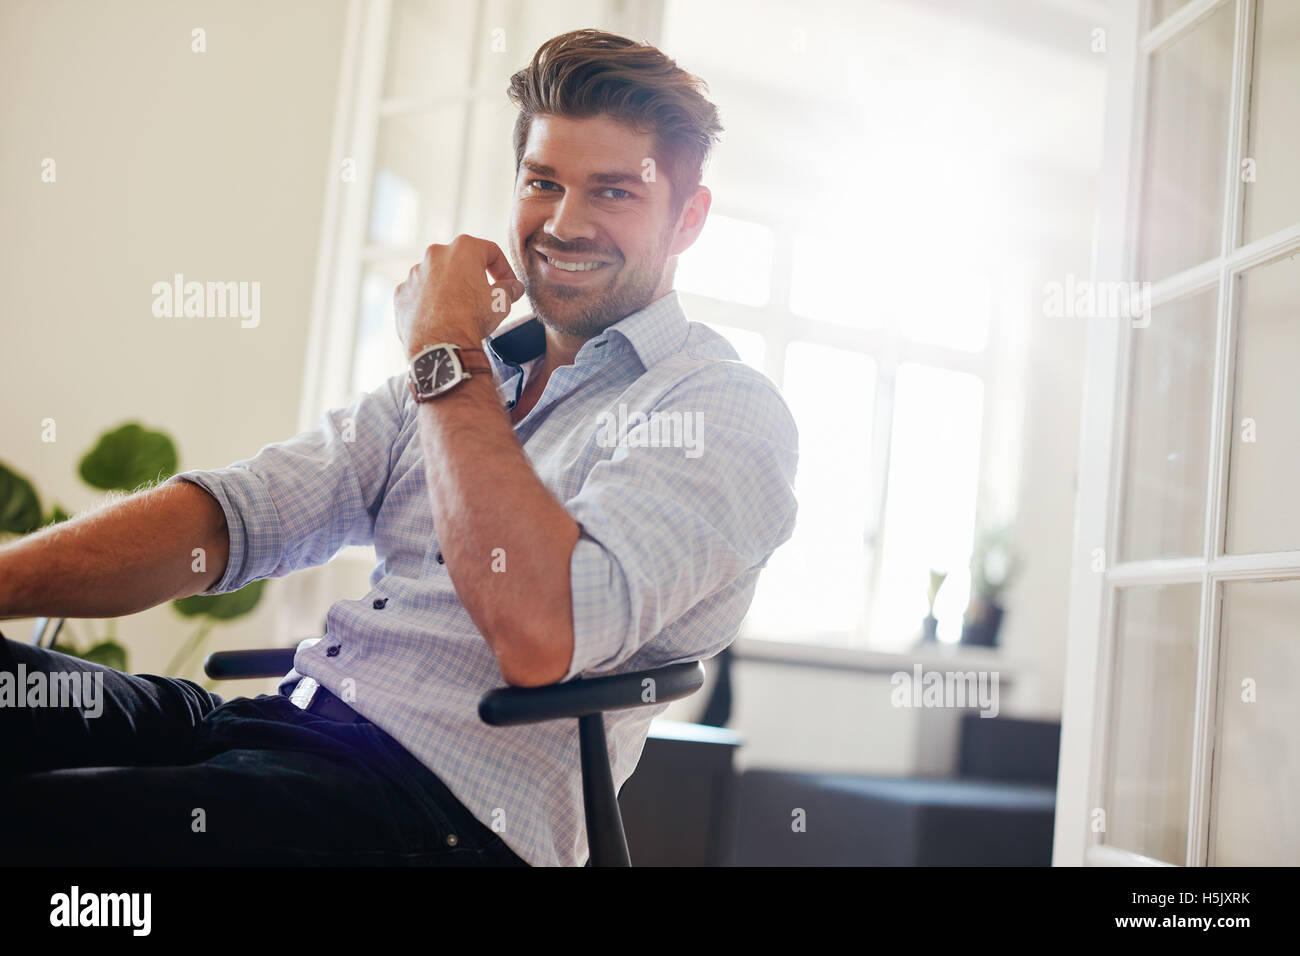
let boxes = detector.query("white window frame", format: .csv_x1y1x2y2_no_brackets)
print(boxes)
675,114,1009,652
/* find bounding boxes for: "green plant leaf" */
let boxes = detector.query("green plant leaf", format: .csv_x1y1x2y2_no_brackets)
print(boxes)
49,639,129,672
0,461,44,535
172,578,267,621
78,423,179,491
79,640,129,671
45,503,71,526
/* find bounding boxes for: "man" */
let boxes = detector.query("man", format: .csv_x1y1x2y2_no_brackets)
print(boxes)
0,29,798,867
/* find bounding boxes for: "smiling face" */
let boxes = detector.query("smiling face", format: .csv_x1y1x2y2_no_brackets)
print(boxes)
507,113,709,340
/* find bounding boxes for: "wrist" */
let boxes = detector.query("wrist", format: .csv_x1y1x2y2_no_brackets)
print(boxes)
410,365,497,412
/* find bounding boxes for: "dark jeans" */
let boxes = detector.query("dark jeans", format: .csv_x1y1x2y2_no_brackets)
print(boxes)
0,634,527,866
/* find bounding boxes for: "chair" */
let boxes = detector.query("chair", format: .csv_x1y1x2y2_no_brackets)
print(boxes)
203,646,705,867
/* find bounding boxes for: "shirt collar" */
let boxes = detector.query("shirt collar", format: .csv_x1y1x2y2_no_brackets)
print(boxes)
485,289,690,375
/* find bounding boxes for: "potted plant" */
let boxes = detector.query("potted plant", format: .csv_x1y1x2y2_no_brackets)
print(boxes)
0,422,264,681
961,526,1022,648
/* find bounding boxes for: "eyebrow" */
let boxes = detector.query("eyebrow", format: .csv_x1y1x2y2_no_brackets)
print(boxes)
521,159,644,188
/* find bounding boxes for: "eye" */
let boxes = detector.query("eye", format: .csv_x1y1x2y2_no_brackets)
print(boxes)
526,179,561,192
599,188,633,200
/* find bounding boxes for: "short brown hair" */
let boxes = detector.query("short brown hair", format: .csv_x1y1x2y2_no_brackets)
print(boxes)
507,29,723,215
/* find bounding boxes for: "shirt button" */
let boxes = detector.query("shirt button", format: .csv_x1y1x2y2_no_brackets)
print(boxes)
446,834,458,847
435,551,444,564
326,645,340,657
372,597,387,609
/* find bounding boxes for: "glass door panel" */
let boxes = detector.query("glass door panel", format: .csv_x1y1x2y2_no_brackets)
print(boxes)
1137,1,1234,281
1212,579,1300,864
1119,289,1217,561
1225,254,1300,553
382,0,477,101
1104,583,1201,863
369,107,465,250
1241,0,1300,243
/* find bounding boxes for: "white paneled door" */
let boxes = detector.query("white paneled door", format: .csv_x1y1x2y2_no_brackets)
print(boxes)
1057,0,1300,866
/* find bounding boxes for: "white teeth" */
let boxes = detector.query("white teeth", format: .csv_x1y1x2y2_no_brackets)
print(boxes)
541,253,606,272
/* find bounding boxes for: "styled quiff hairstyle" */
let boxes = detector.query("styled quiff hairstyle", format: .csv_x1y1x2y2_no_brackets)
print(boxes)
506,29,724,215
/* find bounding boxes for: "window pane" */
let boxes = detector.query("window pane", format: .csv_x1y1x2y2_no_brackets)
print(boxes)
1242,0,1300,243
1104,583,1200,864
873,364,983,650
901,265,990,353
793,234,988,352
457,99,519,242
1119,289,1216,561
1151,0,1192,24
383,0,477,100
675,214,773,307
791,228,881,330
369,108,464,250
350,261,407,395
1213,579,1300,865
479,0,611,88
1138,1,1234,280
1225,254,1300,554
745,343,875,640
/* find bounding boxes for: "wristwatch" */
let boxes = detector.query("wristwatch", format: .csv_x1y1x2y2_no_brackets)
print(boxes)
407,343,494,403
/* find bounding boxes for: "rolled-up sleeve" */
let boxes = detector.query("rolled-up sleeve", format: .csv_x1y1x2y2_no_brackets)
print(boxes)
562,365,799,680
167,373,407,595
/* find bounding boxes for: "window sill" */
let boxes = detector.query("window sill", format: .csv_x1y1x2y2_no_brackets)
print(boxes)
731,634,1026,680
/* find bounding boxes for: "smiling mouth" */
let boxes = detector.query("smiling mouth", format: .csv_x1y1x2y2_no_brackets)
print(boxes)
535,250,613,273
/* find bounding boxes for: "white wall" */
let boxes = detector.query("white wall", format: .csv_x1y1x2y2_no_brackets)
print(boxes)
0,0,349,692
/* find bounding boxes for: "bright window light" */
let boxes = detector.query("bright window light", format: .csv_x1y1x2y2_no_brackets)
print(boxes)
675,213,774,307
746,341,876,640
873,364,984,649
711,324,766,370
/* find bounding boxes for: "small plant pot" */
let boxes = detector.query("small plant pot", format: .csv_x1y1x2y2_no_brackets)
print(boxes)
960,603,1004,647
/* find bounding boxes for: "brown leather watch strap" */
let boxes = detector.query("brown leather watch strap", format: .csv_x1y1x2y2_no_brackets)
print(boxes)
455,347,493,375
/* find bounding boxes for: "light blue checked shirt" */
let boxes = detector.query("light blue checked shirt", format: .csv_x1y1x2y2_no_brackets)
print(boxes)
169,290,799,867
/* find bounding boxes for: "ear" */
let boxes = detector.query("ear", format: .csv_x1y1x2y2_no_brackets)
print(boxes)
667,185,712,257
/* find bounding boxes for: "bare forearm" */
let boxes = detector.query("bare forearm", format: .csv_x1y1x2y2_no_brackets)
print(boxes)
415,374,579,685
0,478,229,620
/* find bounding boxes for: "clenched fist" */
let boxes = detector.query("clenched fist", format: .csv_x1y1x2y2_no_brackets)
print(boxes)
394,235,526,356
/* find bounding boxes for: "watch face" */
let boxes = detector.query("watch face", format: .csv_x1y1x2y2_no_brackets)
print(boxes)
413,346,463,395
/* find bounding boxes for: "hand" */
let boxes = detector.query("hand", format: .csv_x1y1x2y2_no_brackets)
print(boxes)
394,235,526,356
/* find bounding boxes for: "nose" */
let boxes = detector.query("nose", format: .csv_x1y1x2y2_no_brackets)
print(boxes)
545,191,598,245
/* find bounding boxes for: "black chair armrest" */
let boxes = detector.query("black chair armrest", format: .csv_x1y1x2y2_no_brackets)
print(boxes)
204,648,297,679
478,661,704,727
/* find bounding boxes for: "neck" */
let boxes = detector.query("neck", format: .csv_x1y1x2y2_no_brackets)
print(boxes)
536,324,585,380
